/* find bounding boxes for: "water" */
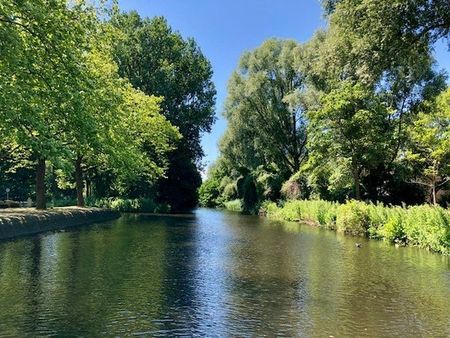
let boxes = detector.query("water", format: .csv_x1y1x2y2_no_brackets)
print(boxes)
0,209,449,337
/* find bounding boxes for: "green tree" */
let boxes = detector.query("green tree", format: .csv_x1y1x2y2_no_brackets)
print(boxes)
303,0,447,202
406,88,450,204
111,12,216,210
1,1,180,209
222,39,310,177
0,0,100,209
307,82,391,200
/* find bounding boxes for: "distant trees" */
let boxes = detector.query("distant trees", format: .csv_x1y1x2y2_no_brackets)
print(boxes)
110,12,216,210
200,0,450,209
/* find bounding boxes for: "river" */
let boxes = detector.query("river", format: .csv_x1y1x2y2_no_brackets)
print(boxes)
0,208,449,336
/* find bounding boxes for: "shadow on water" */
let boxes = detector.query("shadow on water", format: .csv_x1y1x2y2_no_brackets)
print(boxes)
0,208,448,336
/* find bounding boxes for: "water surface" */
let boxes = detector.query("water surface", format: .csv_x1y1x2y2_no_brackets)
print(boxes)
0,209,449,336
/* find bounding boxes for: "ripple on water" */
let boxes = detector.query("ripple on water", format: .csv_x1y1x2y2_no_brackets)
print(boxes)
0,209,448,336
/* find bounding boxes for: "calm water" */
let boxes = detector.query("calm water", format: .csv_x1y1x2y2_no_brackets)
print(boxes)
0,209,449,337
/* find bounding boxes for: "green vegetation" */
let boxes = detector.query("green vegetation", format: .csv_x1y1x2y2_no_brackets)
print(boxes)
0,1,214,211
86,198,170,213
197,0,450,255
200,0,450,212
264,200,450,255
111,13,216,211
223,199,243,213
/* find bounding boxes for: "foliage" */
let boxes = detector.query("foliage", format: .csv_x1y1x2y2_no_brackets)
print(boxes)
111,12,216,210
223,199,243,213
264,199,450,255
221,39,309,177
307,82,391,199
211,1,448,208
87,197,170,213
321,0,450,84
198,177,221,208
405,88,450,204
0,1,180,209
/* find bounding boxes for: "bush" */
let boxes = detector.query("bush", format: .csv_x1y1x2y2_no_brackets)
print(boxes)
263,199,450,255
223,199,243,212
51,198,77,207
198,178,221,207
280,172,307,200
86,197,169,213
335,201,370,236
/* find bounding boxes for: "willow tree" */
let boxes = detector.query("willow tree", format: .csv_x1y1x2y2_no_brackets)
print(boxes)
222,39,310,178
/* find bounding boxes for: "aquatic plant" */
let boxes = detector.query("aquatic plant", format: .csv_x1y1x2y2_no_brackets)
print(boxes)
263,200,450,255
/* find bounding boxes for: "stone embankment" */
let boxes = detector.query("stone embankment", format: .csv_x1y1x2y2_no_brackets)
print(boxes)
0,207,120,240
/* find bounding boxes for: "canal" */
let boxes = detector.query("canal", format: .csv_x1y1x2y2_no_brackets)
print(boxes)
0,209,449,336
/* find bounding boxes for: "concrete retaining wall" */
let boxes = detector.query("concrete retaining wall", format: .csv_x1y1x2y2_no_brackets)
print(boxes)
0,207,120,240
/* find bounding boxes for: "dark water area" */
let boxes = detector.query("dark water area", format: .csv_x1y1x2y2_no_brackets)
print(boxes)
0,209,449,336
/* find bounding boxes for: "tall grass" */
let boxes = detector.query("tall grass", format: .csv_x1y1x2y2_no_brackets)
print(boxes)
263,200,450,255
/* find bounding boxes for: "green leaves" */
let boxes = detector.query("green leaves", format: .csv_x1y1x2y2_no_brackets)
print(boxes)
405,88,450,202
111,13,216,162
0,1,181,206
222,39,309,176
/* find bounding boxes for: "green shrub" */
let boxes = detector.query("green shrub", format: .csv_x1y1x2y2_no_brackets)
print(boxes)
51,198,77,207
335,201,370,236
224,199,243,212
154,203,171,213
86,197,169,213
377,207,405,242
198,178,221,207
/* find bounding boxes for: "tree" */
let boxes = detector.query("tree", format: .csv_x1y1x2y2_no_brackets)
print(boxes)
307,82,391,200
406,88,450,204
222,39,310,177
110,12,216,210
303,1,447,202
0,0,99,209
0,1,180,209
57,20,181,207
322,0,450,58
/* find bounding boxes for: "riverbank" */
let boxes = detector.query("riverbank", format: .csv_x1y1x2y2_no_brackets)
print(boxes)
0,207,120,240
263,200,450,255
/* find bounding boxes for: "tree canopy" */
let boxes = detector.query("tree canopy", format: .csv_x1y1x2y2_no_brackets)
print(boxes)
200,0,450,209
110,12,216,210
0,0,180,209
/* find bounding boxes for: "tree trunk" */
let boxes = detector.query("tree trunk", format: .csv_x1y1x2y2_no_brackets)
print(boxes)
36,158,46,210
431,184,436,206
353,166,361,200
75,155,84,207
86,180,91,199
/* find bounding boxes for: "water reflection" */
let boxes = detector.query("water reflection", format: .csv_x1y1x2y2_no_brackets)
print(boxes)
0,209,448,336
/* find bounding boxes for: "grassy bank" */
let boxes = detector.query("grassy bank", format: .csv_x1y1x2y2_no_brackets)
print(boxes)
263,200,450,255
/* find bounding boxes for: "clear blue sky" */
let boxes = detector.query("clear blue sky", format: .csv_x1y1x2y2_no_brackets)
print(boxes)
118,0,450,172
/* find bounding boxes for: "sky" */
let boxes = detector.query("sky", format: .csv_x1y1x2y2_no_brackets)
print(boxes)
118,0,450,173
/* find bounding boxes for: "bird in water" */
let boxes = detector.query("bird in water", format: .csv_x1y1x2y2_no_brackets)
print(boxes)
355,243,362,248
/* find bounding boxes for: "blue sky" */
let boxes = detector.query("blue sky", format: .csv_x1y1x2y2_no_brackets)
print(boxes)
118,0,450,172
